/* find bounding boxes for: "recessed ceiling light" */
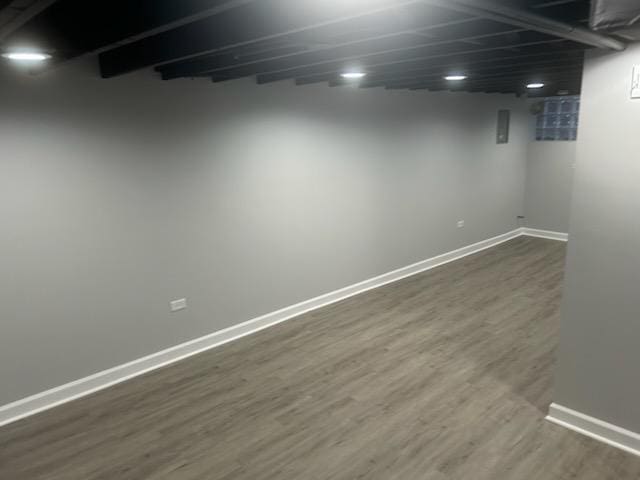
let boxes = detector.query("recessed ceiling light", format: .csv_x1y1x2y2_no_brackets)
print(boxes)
444,75,467,81
2,51,51,62
527,82,545,89
340,72,366,79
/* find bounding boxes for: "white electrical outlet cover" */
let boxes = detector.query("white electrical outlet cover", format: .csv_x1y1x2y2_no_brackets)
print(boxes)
170,298,187,312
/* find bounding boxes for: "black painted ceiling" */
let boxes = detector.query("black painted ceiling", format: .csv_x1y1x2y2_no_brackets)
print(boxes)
0,0,624,96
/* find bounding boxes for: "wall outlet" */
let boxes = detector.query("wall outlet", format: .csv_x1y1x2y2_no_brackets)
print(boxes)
170,298,187,312
457,220,465,228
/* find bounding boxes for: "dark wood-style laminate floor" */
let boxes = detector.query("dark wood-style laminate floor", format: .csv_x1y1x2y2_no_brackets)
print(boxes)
2,237,640,479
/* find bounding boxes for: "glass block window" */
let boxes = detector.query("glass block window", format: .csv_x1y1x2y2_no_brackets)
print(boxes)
536,96,580,141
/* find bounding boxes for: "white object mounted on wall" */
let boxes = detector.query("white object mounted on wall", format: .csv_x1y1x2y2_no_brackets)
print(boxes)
170,298,187,312
632,65,640,99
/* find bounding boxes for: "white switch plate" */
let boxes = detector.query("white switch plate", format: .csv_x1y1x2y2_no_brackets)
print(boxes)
170,298,187,312
457,220,465,228
632,65,640,99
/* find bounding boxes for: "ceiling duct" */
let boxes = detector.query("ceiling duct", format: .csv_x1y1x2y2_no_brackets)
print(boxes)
591,0,640,41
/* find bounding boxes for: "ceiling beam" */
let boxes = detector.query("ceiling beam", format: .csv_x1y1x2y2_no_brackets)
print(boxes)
334,57,584,89
419,0,625,50
98,0,418,78
207,22,524,84
0,0,56,42
372,62,584,88
157,16,480,80
531,0,582,9
300,48,585,86
95,0,257,53
256,37,571,84
382,64,584,89
388,68,583,91
413,80,581,93
410,73,582,92
401,80,582,95
54,0,259,66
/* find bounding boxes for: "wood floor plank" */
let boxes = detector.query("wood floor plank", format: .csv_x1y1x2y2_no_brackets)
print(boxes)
1,237,640,479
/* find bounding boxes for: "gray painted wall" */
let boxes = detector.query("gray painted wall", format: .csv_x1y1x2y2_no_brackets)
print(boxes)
0,60,529,406
554,44,640,433
524,141,576,233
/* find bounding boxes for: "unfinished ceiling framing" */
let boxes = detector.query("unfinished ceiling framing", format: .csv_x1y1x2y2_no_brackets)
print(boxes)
0,0,627,95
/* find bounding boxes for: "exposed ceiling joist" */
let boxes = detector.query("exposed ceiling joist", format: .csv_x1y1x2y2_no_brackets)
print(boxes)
1,0,598,95
209,23,526,84
95,0,257,52
331,57,584,89
395,72,583,93
255,37,570,84
0,0,56,42
300,49,584,86
157,16,481,80
154,0,591,82
63,0,258,64
381,64,583,90
98,0,418,78
531,1,582,9
419,0,625,50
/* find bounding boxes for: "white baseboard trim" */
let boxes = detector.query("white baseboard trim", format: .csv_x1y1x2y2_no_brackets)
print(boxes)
547,403,640,458
522,228,568,242
0,227,562,428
